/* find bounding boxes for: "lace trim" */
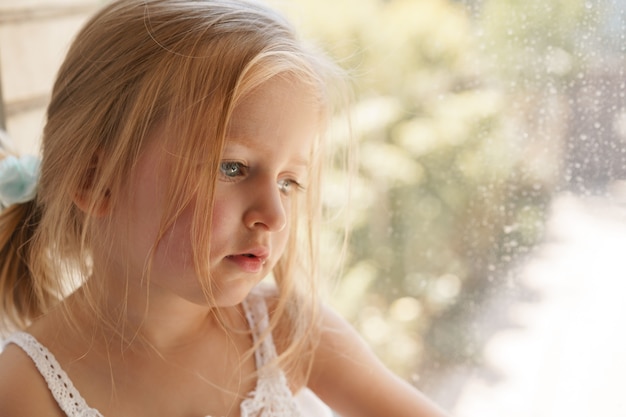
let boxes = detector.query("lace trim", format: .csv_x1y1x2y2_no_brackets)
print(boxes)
3,332,103,417
240,292,302,417
2,291,302,417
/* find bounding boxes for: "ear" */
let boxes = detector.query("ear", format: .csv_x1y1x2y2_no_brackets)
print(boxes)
72,154,111,217
73,188,111,217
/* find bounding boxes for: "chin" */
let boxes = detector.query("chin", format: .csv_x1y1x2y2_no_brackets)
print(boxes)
209,278,260,308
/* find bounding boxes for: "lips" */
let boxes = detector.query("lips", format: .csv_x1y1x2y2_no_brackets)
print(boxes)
226,248,269,273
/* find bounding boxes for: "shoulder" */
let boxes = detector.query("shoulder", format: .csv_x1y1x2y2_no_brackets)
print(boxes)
308,306,451,417
0,341,65,416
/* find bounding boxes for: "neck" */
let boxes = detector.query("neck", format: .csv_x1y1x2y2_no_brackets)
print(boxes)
65,279,240,356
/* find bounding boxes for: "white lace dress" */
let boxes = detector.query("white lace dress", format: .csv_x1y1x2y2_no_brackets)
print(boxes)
2,291,332,417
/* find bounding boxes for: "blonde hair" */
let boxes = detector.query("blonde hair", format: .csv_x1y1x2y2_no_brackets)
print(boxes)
0,0,347,379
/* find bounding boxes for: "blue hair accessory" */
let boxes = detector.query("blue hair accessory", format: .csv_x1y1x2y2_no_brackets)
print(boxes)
0,155,41,207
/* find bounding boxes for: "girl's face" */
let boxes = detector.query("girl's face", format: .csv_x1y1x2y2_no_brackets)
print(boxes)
111,76,320,308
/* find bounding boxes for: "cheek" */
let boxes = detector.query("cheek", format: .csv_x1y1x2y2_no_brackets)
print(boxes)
208,196,238,257
153,207,195,270
209,199,228,232
209,194,228,229
111,185,163,269
272,211,293,258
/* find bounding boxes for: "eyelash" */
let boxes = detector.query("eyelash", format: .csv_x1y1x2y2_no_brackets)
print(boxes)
220,161,247,179
277,178,304,195
219,161,304,195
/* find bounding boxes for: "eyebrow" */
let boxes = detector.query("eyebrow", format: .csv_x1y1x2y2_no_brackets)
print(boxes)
225,137,311,168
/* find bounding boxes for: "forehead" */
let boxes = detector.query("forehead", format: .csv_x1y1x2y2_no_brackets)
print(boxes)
226,76,322,154
231,75,320,122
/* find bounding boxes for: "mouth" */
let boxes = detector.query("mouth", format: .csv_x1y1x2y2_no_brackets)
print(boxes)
227,251,268,261
225,249,269,273
235,247,269,259
227,253,266,262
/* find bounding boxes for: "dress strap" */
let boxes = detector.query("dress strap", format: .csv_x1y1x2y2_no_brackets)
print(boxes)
240,290,302,417
242,290,279,369
3,332,103,417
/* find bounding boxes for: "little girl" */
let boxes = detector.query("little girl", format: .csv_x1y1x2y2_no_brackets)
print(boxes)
0,1,450,416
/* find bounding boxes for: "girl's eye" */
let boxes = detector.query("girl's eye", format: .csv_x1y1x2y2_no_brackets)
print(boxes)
278,178,303,195
220,161,247,179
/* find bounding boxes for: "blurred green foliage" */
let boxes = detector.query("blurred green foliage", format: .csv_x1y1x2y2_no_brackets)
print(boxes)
273,0,599,380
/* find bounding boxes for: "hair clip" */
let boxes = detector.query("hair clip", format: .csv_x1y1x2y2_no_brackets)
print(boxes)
0,155,41,207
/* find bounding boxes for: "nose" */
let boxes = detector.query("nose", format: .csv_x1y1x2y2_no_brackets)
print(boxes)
243,179,287,232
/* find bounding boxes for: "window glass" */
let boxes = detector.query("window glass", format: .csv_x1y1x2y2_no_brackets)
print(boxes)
276,0,626,415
